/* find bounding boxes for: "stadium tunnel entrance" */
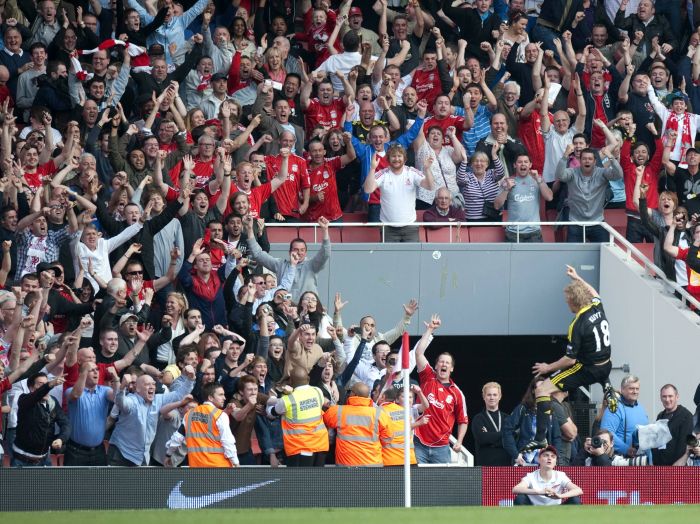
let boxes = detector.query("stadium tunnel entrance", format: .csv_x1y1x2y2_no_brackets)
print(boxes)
410,335,594,455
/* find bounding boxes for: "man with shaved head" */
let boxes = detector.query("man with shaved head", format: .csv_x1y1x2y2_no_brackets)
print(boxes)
323,380,391,466
108,364,195,466
268,366,329,466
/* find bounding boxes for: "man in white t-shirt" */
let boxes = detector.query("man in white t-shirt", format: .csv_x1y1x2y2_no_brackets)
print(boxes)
541,74,586,184
364,143,435,242
512,445,583,505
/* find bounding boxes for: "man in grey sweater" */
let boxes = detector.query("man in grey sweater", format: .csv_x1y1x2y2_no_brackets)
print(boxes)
556,144,623,243
244,216,331,301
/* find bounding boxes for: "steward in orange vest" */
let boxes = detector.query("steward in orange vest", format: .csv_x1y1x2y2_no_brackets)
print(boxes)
378,387,417,466
323,382,391,466
268,367,329,466
168,383,239,467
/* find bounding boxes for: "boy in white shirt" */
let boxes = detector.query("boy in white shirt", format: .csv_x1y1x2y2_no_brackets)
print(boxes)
512,445,583,505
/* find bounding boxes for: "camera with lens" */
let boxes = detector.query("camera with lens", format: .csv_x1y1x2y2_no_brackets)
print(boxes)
591,436,604,449
687,434,700,448
611,455,648,466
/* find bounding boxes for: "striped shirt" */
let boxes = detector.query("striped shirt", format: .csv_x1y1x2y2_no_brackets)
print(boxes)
456,158,505,220
461,104,493,155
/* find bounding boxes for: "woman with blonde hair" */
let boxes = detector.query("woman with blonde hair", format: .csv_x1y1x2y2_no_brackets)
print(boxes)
152,292,189,368
262,46,286,84
472,381,510,465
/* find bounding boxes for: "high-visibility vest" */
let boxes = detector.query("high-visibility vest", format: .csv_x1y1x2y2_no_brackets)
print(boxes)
380,402,416,466
281,385,329,456
184,403,231,467
323,396,391,466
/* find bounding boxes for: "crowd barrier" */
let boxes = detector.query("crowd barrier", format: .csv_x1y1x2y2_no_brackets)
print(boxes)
2,466,699,511
0,466,482,511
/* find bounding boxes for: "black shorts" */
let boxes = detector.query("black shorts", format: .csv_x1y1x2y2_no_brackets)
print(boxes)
550,361,612,392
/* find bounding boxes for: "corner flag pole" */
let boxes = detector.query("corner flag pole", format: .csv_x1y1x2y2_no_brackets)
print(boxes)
402,331,411,508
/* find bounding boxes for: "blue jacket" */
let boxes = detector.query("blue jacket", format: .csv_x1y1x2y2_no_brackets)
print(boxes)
503,403,562,463
345,116,425,201
600,400,649,456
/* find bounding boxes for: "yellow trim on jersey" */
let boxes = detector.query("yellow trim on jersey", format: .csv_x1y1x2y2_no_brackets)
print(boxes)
553,362,583,383
567,304,595,342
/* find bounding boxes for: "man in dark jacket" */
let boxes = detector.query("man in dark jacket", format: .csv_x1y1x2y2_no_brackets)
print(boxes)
615,0,678,56
531,0,584,53
32,62,73,127
131,41,203,99
178,237,231,330
12,372,70,467
475,113,528,178
652,384,694,465
442,0,501,64
93,193,185,280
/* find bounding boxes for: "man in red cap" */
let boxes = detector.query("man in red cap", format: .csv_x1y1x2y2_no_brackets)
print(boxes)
343,7,382,56
512,445,583,505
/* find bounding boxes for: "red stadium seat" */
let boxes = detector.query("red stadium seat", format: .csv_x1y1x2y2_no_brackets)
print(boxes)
632,242,656,275
341,226,382,243
297,226,317,242
416,210,425,222
604,209,628,237
343,212,368,223
541,225,556,243
265,226,299,243
468,226,505,243
417,226,428,242
327,228,343,243
425,226,459,243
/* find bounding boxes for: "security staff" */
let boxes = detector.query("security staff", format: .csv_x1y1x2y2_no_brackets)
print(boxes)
378,387,417,466
268,367,329,467
323,382,391,466
166,382,239,467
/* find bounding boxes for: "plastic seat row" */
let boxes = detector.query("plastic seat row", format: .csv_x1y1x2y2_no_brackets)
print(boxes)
266,225,557,243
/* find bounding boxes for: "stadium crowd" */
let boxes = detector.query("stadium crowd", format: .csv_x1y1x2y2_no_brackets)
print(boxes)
0,0,700,469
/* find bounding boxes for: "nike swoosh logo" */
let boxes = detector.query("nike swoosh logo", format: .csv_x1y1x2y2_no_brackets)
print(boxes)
167,479,279,509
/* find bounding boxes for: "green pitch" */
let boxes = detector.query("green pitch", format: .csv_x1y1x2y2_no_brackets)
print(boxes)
3,506,698,524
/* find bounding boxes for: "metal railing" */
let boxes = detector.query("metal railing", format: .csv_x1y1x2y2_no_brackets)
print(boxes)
599,222,700,312
265,220,600,243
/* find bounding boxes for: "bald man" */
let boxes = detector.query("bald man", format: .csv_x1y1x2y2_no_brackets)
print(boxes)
108,365,195,466
323,382,391,466
268,367,329,466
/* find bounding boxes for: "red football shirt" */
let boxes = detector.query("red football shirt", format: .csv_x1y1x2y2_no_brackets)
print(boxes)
24,161,58,192
423,115,465,145
304,156,343,222
518,111,547,174
168,156,223,205
414,363,468,447
265,154,311,217
305,98,346,135
411,68,443,108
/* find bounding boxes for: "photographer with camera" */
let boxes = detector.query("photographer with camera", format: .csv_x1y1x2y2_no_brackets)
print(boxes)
573,429,616,466
673,434,700,466
573,428,648,466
